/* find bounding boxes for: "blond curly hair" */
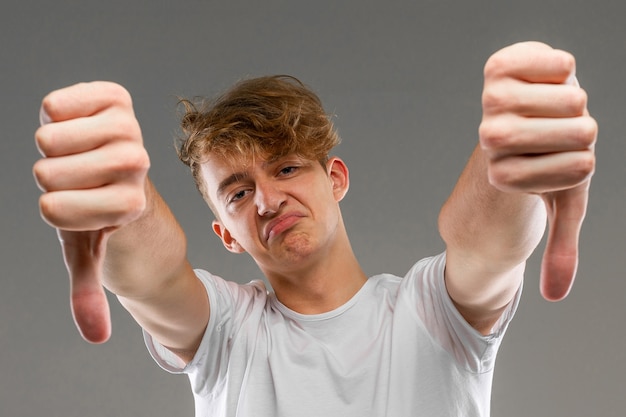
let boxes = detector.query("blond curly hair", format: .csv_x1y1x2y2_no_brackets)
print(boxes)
177,75,341,203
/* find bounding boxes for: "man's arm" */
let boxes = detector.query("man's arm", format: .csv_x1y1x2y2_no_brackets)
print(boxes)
34,82,209,362
438,42,597,335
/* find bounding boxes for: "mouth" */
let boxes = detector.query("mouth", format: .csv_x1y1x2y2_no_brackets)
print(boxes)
264,213,304,242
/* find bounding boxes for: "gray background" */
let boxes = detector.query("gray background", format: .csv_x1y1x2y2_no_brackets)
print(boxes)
1,0,624,416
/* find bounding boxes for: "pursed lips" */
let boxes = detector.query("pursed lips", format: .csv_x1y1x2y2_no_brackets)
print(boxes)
264,212,305,242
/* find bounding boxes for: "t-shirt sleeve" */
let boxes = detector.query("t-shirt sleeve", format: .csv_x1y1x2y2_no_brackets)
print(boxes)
400,251,522,373
143,269,268,393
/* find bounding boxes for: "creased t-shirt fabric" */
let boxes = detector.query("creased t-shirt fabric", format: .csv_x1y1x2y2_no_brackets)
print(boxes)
144,252,521,417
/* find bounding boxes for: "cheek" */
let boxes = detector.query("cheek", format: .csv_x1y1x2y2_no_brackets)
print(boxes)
225,212,260,245
312,191,342,229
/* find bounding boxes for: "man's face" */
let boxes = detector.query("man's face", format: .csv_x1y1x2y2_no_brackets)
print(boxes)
200,153,350,277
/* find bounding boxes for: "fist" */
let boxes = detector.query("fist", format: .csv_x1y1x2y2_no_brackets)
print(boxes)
479,42,597,301
34,81,150,231
33,82,150,343
479,41,596,195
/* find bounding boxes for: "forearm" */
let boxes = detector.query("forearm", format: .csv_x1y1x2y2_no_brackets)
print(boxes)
435,42,594,332
438,145,546,308
102,178,209,355
440,145,546,266
103,178,191,299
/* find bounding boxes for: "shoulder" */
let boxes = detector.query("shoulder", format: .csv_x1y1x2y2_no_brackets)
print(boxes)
398,252,447,297
195,269,269,302
193,270,271,330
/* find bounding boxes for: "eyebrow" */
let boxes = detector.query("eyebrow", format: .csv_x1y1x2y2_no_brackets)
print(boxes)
216,171,251,197
215,156,301,198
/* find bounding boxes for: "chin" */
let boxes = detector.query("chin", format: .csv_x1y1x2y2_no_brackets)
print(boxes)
278,232,318,262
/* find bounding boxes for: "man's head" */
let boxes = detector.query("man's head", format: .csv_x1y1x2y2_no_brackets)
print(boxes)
177,75,341,212
177,76,350,278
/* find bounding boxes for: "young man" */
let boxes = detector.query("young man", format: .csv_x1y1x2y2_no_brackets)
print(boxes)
33,42,596,416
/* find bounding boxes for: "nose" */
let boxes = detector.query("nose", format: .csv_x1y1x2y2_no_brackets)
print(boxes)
255,180,285,216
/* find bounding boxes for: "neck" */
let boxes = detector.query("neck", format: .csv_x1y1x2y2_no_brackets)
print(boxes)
263,232,367,315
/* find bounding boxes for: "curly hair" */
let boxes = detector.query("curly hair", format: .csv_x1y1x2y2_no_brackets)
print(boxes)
177,75,341,203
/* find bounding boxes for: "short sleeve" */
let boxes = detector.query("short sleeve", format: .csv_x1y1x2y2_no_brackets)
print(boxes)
400,252,522,373
143,270,269,395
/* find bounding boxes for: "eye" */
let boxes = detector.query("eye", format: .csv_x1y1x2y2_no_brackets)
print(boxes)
279,166,299,176
228,189,250,204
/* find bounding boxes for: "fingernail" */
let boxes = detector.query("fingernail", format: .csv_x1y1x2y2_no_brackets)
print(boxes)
39,107,52,126
565,72,580,87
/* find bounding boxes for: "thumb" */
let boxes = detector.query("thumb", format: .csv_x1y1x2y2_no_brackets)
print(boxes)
540,184,589,301
58,229,112,343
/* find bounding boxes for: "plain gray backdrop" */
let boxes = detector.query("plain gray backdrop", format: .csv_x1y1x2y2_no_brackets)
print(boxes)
2,1,624,416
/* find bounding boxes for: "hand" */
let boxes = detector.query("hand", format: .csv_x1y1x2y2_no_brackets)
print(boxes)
34,82,150,342
479,42,597,301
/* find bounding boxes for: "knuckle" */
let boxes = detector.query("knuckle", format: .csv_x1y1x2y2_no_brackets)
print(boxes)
113,145,150,174
40,94,59,122
479,119,512,151
32,160,50,190
575,152,596,179
118,188,147,222
575,118,598,148
105,82,133,108
483,53,507,79
132,147,151,172
117,117,142,142
566,88,587,114
34,129,50,155
130,191,147,215
38,193,59,226
586,117,599,142
488,158,533,192
481,87,512,114
487,163,514,190
558,51,576,74
34,125,60,156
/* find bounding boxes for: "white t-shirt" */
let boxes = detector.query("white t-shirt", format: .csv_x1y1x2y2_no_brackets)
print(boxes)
145,252,521,417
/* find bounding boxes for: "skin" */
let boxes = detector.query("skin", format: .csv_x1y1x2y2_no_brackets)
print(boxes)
203,154,367,314
33,42,596,364
440,42,596,332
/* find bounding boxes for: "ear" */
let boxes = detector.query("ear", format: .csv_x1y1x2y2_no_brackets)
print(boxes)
212,220,246,254
326,157,350,202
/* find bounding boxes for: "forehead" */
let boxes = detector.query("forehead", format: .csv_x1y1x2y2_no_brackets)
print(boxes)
200,154,251,191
